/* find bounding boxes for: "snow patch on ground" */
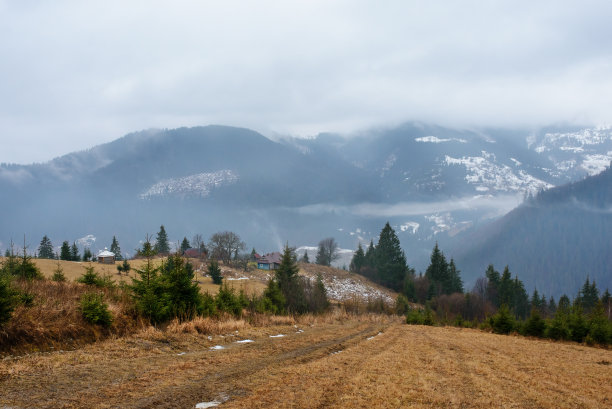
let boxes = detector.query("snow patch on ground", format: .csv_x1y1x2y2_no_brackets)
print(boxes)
140,170,238,199
581,153,612,175
324,276,394,304
269,334,285,338
209,345,225,350
415,136,467,143
235,339,254,343
226,277,249,281
444,151,552,195
196,401,222,408
400,222,420,234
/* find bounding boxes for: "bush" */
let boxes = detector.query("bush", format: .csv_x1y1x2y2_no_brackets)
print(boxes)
491,304,515,334
547,316,570,340
0,277,16,327
395,294,410,315
77,266,104,287
523,309,547,338
406,306,434,325
80,293,113,327
568,306,589,343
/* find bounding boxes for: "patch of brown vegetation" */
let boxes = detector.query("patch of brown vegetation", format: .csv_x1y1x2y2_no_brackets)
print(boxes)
0,280,141,355
2,320,610,408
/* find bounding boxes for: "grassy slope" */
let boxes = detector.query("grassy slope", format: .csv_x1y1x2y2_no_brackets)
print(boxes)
1,317,610,408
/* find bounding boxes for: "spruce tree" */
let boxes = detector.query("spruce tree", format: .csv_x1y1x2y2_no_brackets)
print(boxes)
498,266,513,308
180,237,191,254
485,264,501,307
82,248,92,262
130,237,165,323
161,255,201,320
52,260,66,282
448,258,463,294
70,242,80,262
60,241,71,261
154,225,170,254
301,250,310,263
364,239,375,266
425,243,449,298
208,259,223,285
374,222,409,292
275,243,305,313
38,235,55,259
110,236,122,261
349,242,365,273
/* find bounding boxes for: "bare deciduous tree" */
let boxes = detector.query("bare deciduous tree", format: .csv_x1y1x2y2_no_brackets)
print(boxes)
315,237,339,267
208,231,245,264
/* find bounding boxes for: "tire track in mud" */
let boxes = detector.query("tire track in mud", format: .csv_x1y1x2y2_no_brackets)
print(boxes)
128,323,389,409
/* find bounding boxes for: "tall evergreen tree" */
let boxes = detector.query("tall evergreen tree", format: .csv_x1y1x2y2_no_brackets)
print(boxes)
498,266,513,307
180,237,191,254
60,241,71,261
275,243,305,313
485,264,501,307
578,277,599,313
373,222,410,292
601,289,611,320
349,242,365,273
448,258,463,294
364,239,375,266
511,276,530,319
301,250,310,263
110,236,122,261
38,235,55,259
425,243,449,298
70,242,80,262
82,248,92,262
208,259,222,285
154,225,170,254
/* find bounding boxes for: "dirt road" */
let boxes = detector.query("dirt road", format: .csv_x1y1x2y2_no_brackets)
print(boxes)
1,319,611,408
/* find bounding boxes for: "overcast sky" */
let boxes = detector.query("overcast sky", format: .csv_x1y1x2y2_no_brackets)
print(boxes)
1,0,612,164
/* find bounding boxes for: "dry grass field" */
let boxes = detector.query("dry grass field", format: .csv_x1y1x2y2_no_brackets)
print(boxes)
1,316,610,408
10,257,268,296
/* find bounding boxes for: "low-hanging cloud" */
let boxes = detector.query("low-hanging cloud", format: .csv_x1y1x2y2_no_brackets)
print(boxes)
2,0,612,164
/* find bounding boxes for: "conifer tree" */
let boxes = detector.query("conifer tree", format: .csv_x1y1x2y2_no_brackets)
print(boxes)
131,237,165,323
579,277,599,313
275,243,305,313
374,222,410,292
601,289,611,320
425,242,449,298
82,248,92,262
349,242,365,273
160,254,201,320
110,236,122,261
301,250,310,263
60,241,71,261
485,264,501,307
14,238,42,280
364,239,375,266
70,242,80,261
208,259,223,285
38,235,55,259
154,225,170,254
448,258,463,294
180,237,191,254
52,260,66,282
498,266,513,307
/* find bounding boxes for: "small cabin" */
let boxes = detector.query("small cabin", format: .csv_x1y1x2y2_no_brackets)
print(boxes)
97,248,115,264
257,252,282,270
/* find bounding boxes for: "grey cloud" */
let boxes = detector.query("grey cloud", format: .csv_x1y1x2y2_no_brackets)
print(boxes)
1,0,612,163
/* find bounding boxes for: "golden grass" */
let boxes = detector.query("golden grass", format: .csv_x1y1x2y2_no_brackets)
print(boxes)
2,318,610,408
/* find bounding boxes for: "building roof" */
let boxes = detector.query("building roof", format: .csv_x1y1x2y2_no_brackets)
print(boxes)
97,248,115,257
258,252,282,264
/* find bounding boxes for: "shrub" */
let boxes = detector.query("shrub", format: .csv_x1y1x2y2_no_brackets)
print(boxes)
395,294,410,315
523,309,547,338
80,293,113,327
77,266,104,287
491,304,515,334
0,277,16,327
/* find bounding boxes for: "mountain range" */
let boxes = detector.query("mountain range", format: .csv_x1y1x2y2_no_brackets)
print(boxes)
1,122,610,296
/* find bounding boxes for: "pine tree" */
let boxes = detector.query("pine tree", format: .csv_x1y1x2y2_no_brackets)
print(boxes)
601,289,611,320
110,236,122,261
60,241,71,261
275,243,305,313
52,260,66,282
448,258,463,294
579,277,599,313
15,238,42,280
154,225,170,254
130,237,165,323
160,254,201,320
374,223,410,292
349,242,365,273
208,259,222,285
38,235,55,259
485,264,501,307
301,250,310,263
511,276,530,320
180,237,191,254
425,243,449,298
498,266,513,308
82,248,92,262
364,239,375,266
70,242,80,261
